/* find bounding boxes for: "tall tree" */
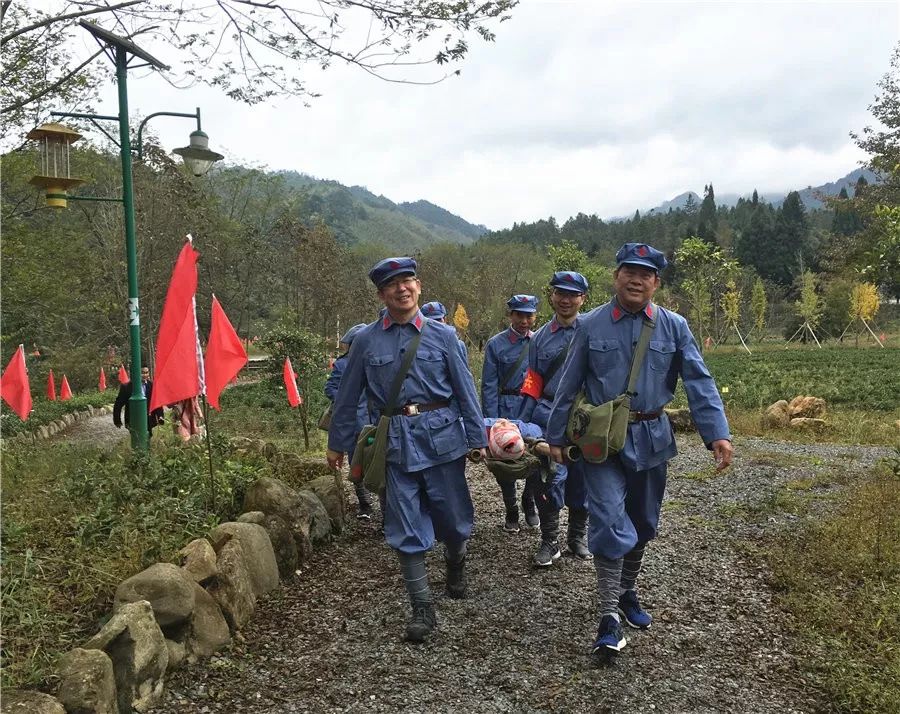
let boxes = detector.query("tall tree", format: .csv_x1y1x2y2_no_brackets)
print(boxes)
698,183,718,244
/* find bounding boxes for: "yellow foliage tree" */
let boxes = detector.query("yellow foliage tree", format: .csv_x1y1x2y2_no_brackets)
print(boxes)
453,303,470,332
849,282,880,322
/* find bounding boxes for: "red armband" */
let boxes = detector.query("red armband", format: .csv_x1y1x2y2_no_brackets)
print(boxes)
520,367,544,400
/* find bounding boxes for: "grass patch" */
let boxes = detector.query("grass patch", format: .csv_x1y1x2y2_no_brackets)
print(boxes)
0,436,274,690
725,406,899,446
765,453,900,712
211,381,327,453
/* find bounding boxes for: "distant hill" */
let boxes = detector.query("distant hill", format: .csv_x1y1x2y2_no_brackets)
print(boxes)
641,168,879,217
276,171,486,249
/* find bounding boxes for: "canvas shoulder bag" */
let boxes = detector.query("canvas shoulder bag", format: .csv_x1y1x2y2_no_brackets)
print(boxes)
349,324,426,491
565,317,655,463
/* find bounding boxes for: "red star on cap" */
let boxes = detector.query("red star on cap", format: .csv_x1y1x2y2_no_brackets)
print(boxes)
389,260,400,269
564,274,574,281
637,245,648,256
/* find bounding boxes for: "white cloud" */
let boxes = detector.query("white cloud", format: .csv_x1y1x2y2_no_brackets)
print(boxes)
86,0,899,228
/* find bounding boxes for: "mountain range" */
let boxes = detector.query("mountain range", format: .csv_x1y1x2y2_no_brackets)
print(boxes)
642,167,878,216
277,167,876,251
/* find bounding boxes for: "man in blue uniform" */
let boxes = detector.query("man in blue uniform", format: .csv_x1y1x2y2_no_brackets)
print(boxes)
482,294,540,532
519,273,591,566
546,243,733,663
421,301,468,362
324,323,375,520
327,258,487,643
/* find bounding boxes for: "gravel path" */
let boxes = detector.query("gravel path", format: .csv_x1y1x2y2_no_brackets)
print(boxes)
153,436,891,714
49,413,128,448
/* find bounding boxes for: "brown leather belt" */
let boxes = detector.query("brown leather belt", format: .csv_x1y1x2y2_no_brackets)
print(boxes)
400,401,450,416
629,410,661,422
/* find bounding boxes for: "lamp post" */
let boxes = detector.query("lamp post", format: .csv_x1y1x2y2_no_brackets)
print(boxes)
27,20,223,450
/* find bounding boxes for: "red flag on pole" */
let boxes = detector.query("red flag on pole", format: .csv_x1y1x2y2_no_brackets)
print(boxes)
99,367,107,392
60,375,73,401
117,365,129,384
1,345,32,420
47,369,57,401
283,357,301,407
204,295,248,410
150,239,202,412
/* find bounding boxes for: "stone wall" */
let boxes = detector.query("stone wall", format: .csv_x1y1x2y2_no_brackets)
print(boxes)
2,438,346,714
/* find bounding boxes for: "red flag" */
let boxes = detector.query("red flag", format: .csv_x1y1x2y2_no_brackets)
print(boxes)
150,240,202,412
60,375,73,401
1,345,32,420
283,357,301,408
204,295,248,410
99,367,107,392
117,364,129,384
47,369,57,401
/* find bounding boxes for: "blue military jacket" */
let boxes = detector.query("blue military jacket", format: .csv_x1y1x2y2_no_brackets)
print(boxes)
324,353,369,431
328,310,486,472
481,327,533,419
546,300,731,471
518,315,581,429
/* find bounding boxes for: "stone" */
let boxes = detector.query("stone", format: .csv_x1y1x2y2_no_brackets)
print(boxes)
83,600,168,714
187,583,230,660
114,563,196,629
306,474,346,534
664,407,695,433
298,490,333,544
264,514,299,579
57,647,117,714
63,414,76,426
46,423,58,436
38,425,50,440
895,419,900,433
0,691,66,713
165,639,186,670
178,538,217,584
238,511,266,525
262,441,278,459
79,409,92,421
762,400,791,429
788,395,826,419
206,538,256,631
790,417,827,432
243,477,315,551
209,522,279,596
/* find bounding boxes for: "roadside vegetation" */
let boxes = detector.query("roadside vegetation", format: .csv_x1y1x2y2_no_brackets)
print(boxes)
0,437,272,690
762,453,900,712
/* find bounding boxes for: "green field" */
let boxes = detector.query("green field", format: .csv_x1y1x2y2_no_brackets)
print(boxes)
697,346,900,412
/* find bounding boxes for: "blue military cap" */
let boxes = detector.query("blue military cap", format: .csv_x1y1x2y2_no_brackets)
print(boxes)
550,271,589,294
615,243,668,273
340,323,368,346
368,257,417,288
506,294,539,313
421,301,447,320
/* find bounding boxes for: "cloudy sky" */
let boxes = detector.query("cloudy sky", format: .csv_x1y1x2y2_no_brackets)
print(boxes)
97,1,897,229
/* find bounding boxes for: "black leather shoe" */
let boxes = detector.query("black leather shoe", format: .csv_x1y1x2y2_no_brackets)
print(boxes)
406,603,437,642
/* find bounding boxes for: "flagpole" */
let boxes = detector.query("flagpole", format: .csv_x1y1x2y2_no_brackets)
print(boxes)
201,394,216,513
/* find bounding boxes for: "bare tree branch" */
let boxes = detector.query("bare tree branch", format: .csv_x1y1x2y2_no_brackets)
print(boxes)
1,0,145,46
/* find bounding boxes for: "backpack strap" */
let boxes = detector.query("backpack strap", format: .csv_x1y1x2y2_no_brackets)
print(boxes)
383,322,427,417
625,317,656,398
499,339,530,391
539,336,573,399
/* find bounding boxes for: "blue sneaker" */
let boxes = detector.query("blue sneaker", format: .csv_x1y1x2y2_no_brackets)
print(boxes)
591,614,626,658
618,589,652,629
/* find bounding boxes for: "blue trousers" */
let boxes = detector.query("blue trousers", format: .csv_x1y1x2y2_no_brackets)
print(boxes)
524,458,587,511
384,456,474,554
585,457,668,560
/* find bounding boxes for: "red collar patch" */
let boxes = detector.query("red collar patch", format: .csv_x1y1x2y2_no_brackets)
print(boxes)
382,311,425,331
